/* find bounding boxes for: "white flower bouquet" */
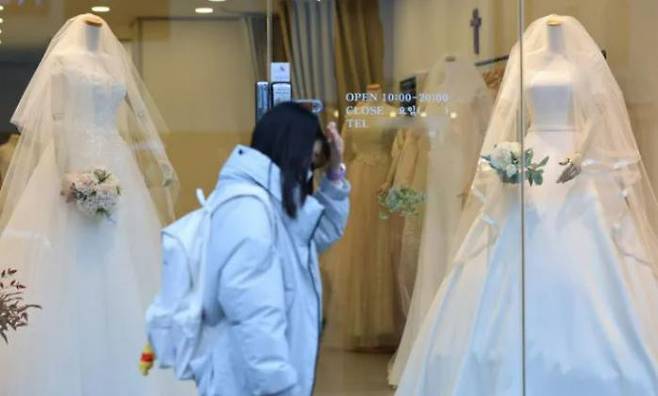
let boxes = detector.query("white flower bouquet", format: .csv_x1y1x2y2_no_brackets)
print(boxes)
481,142,549,185
61,167,122,220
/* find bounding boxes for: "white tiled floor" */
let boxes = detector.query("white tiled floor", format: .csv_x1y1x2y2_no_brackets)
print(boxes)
314,346,395,396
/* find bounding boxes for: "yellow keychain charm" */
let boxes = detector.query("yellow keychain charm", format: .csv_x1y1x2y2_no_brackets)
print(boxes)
139,343,155,376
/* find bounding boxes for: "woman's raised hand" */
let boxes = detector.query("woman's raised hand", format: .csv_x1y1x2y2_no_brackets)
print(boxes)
325,121,344,172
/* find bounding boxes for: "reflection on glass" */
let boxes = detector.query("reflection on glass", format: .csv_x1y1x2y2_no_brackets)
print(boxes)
389,55,494,387
519,6,658,396
0,11,194,396
0,1,267,395
276,0,524,394
5,0,655,395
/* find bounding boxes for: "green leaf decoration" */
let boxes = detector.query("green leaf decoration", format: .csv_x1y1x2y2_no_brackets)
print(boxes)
525,148,534,165
536,173,544,185
378,187,426,220
481,143,549,187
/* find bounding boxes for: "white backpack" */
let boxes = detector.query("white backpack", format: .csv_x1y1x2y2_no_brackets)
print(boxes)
145,184,272,380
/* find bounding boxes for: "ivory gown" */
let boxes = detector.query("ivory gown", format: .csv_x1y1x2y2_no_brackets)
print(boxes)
0,52,193,396
322,103,402,350
388,57,493,385
395,52,658,396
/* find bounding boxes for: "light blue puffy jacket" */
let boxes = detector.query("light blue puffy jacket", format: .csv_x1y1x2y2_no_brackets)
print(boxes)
195,145,350,396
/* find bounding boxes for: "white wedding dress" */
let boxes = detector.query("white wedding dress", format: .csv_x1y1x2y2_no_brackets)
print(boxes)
388,57,492,386
396,19,658,396
0,19,193,396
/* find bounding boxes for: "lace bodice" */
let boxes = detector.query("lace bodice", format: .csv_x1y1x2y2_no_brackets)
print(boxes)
53,56,126,132
52,52,128,168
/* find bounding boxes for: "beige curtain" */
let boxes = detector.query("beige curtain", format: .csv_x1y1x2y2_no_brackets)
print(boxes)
244,16,268,82
277,1,294,63
277,0,384,124
277,0,337,125
333,0,385,123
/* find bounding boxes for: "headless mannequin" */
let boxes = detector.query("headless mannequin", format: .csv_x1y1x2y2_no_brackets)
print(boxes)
528,19,582,182
52,21,102,114
52,21,103,174
442,56,458,84
84,21,102,53
528,24,575,131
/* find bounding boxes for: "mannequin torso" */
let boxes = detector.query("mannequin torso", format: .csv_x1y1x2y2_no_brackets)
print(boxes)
527,65,575,131
85,23,101,52
527,24,576,131
526,24,581,192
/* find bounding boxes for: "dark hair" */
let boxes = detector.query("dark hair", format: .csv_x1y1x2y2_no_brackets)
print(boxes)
251,102,328,218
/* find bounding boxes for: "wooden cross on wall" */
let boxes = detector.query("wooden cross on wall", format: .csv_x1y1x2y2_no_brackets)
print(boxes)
470,8,482,55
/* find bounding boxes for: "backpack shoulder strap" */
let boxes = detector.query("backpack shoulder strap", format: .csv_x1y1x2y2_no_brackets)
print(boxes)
205,182,278,241
206,183,273,216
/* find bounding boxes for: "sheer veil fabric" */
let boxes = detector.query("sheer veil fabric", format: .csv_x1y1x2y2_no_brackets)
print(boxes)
395,15,658,395
452,15,658,279
1,14,178,229
388,55,492,386
0,14,192,396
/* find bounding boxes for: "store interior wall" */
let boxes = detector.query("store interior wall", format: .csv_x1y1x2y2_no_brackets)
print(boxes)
626,1,658,198
0,3,67,134
379,0,518,87
139,19,257,214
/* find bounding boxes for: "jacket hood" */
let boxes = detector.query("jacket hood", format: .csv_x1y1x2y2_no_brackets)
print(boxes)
218,145,285,202
217,146,325,238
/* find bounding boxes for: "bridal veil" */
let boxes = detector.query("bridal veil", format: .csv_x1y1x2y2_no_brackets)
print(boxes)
0,14,178,228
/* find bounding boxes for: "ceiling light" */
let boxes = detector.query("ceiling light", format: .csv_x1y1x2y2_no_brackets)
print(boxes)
0,5,4,11
0,18,4,24
91,6,110,13
195,7,214,14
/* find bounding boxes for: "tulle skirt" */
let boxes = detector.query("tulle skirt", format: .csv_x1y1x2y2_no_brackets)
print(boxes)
396,131,658,395
0,141,195,396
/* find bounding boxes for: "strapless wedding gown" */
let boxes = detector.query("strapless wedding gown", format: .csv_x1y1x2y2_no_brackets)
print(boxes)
0,55,194,396
396,126,658,395
396,65,658,394
389,98,488,386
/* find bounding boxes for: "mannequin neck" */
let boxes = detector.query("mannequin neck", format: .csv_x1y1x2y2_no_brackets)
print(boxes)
367,87,383,104
443,58,459,81
546,25,566,54
85,24,101,53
